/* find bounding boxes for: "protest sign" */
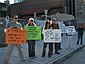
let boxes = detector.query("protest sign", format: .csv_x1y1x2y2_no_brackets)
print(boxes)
6,28,26,44
44,29,61,43
24,26,41,40
66,26,76,35
61,26,67,33
58,21,67,33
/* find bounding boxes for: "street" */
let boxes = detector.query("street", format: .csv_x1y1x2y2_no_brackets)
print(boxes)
0,32,85,64
60,47,85,64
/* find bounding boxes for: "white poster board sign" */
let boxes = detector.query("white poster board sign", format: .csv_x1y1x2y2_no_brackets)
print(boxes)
66,26,76,35
44,29,61,43
61,25,67,33
58,21,67,33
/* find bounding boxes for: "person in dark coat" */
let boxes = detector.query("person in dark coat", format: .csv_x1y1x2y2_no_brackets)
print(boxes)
41,20,53,58
50,18,60,54
26,18,36,59
77,25,84,45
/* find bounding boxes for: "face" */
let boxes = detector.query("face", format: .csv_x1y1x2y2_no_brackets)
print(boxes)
47,23,50,27
52,20,56,24
79,25,82,28
28,20,33,24
50,20,52,25
13,15,18,22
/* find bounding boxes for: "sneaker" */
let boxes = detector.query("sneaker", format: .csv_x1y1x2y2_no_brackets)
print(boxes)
55,52,60,54
41,55,45,57
48,55,51,58
29,57,33,59
59,48,62,50
20,59,25,63
81,43,82,45
33,56,37,58
77,42,79,45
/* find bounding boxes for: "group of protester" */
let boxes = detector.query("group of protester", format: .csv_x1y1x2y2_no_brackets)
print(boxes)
42,19,61,58
3,14,84,64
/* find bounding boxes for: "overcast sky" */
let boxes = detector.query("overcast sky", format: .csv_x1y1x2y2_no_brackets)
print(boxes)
0,0,14,4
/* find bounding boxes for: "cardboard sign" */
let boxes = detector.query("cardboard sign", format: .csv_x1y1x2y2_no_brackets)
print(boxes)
44,29,61,43
66,26,76,35
24,26,41,40
61,26,67,33
6,28,26,44
58,21,67,33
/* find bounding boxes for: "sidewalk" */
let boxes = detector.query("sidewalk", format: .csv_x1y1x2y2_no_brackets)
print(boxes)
0,33,85,64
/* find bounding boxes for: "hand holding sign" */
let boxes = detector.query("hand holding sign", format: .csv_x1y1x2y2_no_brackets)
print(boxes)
24,26,41,40
6,28,26,44
44,29,61,43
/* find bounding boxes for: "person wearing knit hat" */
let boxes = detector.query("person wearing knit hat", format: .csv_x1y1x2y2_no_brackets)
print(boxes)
26,18,36,26
29,18,34,22
26,18,37,59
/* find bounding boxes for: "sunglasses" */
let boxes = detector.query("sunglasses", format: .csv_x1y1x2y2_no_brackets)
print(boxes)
13,18,18,19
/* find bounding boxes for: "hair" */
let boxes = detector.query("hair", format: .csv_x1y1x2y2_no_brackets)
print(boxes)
11,14,18,18
51,19,59,29
51,18,56,21
44,21,50,29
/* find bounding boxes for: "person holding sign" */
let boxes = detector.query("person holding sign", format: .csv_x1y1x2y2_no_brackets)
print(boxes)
26,18,37,59
3,14,25,64
42,20,53,58
51,18,60,54
77,25,84,45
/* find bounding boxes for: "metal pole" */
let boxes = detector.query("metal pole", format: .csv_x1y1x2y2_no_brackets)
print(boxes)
34,12,36,19
44,10,48,21
71,0,73,15
34,12,37,23
75,0,76,18
68,0,69,14
64,6,67,14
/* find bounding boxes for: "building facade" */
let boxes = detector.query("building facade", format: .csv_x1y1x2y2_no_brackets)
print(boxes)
4,0,10,5
14,0,23,3
75,0,85,23
8,0,82,21
8,0,66,19
0,3,7,17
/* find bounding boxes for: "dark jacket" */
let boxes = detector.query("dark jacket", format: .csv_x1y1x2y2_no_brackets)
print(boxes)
78,27,84,36
26,23,35,26
51,23,59,29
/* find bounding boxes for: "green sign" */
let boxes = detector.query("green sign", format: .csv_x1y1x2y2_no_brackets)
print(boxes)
24,26,41,40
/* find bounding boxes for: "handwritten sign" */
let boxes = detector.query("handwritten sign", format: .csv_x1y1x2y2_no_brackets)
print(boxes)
6,28,26,44
58,21,66,33
44,29,61,43
24,26,41,40
61,26,67,33
66,26,76,35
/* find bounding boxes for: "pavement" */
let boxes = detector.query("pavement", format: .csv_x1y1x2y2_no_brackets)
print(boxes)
0,32,85,64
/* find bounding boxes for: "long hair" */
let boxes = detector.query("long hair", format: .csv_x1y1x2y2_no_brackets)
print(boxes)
12,14,18,18
51,20,59,29
44,21,50,29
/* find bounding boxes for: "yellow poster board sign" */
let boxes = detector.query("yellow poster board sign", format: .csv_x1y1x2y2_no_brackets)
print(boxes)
6,28,26,44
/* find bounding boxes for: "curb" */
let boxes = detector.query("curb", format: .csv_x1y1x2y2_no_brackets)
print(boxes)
46,44,85,64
